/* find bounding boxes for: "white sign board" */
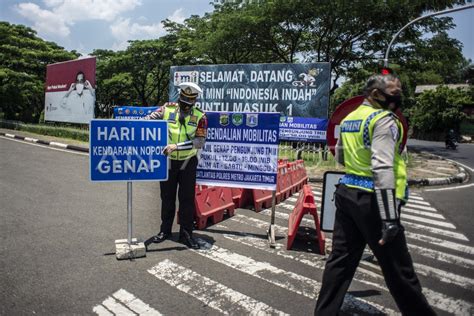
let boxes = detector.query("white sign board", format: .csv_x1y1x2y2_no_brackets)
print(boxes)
320,171,344,232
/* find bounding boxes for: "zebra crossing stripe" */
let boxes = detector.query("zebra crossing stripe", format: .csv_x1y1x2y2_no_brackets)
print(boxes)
404,203,438,212
93,289,162,316
403,221,468,241
406,199,431,206
408,244,474,269
231,213,474,289
401,214,456,229
112,289,162,315
404,231,474,255
193,238,397,315
402,208,445,219
148,259,289,315
99,297,135,315
215,224,473,315
412,262,474,289
408,195,425,201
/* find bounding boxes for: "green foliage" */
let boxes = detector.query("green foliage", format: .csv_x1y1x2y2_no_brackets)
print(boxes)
409,86,472,139
0,22,78,122
93,36,178,115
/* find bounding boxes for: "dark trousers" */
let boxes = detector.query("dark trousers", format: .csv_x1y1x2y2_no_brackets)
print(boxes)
160,156,197,235
315,184,435,316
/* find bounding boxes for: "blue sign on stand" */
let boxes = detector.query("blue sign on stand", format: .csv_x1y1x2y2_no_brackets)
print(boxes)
196,112,280,190
90,119,168,182
113,106,159,119
279,116,328,142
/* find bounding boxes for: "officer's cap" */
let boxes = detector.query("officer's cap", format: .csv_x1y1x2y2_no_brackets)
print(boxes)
179,82,202,99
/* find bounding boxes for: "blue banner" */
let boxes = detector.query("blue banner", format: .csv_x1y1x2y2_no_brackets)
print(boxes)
90,119,168,182
113,106,159,119
197,112,280,190
170,63,330,118
279,116,328,142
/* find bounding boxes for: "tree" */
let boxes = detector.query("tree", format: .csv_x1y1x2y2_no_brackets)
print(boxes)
409,85,471,139
93,36,177,116
0,22,78,122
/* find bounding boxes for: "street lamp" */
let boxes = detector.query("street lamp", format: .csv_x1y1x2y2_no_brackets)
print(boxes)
384,4,474,67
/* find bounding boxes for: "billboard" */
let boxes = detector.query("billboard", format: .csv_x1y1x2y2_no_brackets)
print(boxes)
169,63,330,118
45,57,96,124
196,112,280,190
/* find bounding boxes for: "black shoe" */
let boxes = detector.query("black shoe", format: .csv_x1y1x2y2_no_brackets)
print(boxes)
179,231,200,249
152,232,171,243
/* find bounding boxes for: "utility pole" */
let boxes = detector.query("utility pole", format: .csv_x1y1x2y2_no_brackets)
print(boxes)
384,4,474,67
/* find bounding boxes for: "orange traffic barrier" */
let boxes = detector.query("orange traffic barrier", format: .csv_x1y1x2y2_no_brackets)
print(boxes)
287,184,325,254
277,164,292,201
194,187,235,229
251,188,280,212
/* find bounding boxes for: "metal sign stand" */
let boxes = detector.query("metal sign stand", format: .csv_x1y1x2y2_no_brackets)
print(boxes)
115,181,146,260
267,190,277,248
127,181,133,244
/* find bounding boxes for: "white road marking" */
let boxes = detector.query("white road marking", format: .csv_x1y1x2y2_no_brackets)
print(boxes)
113,289,162,315
148,259,288,315
444,158,474,173
403,203,438,212
405,199,431,206
193,239,396,315
402,208,444,219
100,297,135,315
94,289,162,316
401,214,456,229
407,244,474,269
403,221,468,241
425,183,474,192
92,305,113,316
404,231,474,255
231,213,474,289
0,136,88,156
217,219,473,315
408,195,425,201
412,262,474,289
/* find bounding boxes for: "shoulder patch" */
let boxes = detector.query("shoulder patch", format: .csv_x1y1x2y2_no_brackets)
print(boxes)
390,125,399,141
164,102,178,107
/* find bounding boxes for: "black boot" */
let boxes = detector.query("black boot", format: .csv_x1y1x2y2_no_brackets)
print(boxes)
152,231,171,243
179,230,200,249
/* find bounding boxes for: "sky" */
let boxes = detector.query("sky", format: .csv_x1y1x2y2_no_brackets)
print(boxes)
0,0,473,61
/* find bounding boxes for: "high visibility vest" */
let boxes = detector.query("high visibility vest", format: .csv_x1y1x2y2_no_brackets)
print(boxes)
340,103,408,201
163,104,205,160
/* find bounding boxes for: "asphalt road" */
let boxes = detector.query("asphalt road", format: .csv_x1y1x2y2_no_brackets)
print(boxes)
1,136,473,315
408,139,474,241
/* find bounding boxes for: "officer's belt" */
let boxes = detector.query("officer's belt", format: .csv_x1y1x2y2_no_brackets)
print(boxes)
340,174,374,190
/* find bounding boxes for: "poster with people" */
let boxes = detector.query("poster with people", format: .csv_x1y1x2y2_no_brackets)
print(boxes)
44,57,96,124
169,63,330,118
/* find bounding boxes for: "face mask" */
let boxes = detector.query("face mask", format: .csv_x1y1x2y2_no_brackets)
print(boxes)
376,90,401,111
75,83,84,95
178,100,193,113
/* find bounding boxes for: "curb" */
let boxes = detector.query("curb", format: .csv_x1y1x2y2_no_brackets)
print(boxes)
308,157,469,187
0,132,89,153
2,131,469,187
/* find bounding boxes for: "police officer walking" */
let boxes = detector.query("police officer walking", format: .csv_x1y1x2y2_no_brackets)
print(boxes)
145,82,207,249
315,74,435,315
